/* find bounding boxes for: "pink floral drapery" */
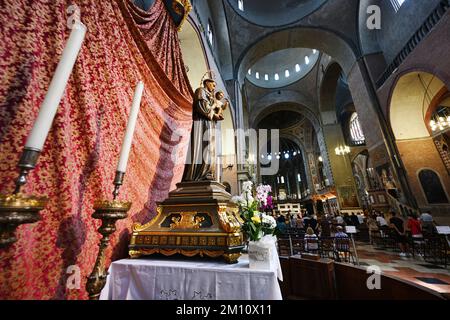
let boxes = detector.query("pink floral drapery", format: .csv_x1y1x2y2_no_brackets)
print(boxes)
0,0,193,299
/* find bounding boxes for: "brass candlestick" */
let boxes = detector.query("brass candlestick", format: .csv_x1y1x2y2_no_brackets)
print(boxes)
86,171,131,300
0,148,48,249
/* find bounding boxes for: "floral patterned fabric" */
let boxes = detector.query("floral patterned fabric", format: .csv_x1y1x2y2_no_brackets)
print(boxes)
0,0,193,299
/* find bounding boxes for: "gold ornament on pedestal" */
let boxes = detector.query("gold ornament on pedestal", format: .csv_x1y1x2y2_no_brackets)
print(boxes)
129,181,244,264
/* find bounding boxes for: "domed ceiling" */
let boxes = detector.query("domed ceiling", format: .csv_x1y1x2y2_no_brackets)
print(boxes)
246,48,319,88
228,0,328,27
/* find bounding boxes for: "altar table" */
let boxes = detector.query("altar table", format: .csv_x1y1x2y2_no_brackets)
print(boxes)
100,255,282,300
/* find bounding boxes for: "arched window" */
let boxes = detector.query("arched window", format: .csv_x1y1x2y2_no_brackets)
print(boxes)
238,0,244,11
349,113,366,145
207,21,213,47
418,170,449,204
390,0,406,12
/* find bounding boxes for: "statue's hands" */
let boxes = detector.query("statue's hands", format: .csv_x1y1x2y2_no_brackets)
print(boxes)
223,99,229,110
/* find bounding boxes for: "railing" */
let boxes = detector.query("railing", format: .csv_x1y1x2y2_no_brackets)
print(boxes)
385,192,421,217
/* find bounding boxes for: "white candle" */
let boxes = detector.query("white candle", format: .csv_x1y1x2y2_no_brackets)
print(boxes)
116,81,144,173
25,21,87,151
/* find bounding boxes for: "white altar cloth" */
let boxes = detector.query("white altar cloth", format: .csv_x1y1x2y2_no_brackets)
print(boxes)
100,255,282,300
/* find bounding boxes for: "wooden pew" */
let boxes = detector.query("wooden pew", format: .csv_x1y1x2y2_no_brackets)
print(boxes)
279,256,447,300
334,262,446,300
287,255,336,300
279,256,291,299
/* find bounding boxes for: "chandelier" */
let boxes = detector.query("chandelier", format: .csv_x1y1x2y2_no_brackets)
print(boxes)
429,105,450,133
335,145,350,156
430,116,450,132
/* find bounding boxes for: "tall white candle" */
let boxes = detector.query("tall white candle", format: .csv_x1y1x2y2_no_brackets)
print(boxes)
25,21,87,151
116,81,144,173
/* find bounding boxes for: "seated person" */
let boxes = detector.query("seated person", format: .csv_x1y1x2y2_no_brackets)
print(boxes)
334,226,351,261
304,227,319,251
407,214,423,238
296,217,305,229
289,213,295,226
357,212,365,225
335,226,349,239
376,212,388,228
335,213,345,225
419,212,435,235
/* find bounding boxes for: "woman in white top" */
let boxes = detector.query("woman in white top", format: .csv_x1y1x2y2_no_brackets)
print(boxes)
376,214,388,227
304,227,319,251
376,213,389,238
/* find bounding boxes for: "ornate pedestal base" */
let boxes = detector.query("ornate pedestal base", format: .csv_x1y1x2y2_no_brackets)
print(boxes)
129,181,244,263
86,200,131,300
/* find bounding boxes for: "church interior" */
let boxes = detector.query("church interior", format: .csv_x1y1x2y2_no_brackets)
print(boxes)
1,0,450,301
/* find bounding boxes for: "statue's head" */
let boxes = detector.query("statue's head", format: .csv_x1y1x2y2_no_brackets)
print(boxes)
215,91,224,100
203,79,216,93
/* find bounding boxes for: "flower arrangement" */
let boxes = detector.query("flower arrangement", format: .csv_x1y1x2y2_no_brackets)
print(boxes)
231,181,276,242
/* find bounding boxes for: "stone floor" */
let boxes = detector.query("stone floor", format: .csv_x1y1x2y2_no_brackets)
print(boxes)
353,242,450,294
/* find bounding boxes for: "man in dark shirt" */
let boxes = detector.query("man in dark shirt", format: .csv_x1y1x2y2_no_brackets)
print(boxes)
351,213,360,227
389,211,410,256
343,213,353,226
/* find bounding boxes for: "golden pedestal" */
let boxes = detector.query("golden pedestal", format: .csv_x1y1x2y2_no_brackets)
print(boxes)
129,181,244,263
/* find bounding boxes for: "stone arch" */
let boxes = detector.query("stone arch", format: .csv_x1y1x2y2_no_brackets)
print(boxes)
319,62,343,124
250,100,320,131
236,26,357,84
279,133,313,192
261,134,313,197
254,105,332,194
180,18,238,189
179,17,238,128
226,0,329,28
389,71,447,140
388,70,450,218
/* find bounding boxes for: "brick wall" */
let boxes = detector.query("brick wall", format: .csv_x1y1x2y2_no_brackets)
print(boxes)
397,138,450,222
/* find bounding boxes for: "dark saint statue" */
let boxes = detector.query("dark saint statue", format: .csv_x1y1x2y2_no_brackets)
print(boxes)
182,79,227,182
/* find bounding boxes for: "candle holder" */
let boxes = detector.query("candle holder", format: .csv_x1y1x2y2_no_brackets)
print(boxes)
86,172,131,300
0,193,48,248
112,171,125,200
14,147,41,194
0,147,48,249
